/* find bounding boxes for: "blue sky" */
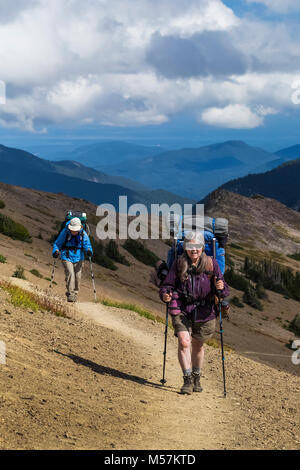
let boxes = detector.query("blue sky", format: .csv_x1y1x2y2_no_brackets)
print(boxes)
0,0,300,155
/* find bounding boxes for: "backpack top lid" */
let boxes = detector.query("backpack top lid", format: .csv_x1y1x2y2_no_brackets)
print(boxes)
182,216,228,238
61,210,90,236
65,210,87,223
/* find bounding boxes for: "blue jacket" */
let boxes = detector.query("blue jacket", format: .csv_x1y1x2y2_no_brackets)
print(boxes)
52,227,93,263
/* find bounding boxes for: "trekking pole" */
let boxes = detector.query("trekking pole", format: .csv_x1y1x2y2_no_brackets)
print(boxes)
217,291,227,398
88,256,97,302
212,238,227,398
49,259,57,289
160,297,170,385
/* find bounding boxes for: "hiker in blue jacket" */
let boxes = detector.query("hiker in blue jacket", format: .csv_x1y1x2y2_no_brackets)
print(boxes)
52,217,93,302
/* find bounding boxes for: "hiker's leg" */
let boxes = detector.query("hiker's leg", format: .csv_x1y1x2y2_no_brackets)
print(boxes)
178,331,194,394
191,338,204,393
191,338,205,370
191,319,216,369
62,260,76,299
177,331,192,373
74,260,83,297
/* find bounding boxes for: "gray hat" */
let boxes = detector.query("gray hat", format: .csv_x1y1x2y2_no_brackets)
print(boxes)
68,217,82,232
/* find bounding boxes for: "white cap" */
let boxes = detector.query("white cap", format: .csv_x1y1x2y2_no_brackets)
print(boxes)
68,217,82,232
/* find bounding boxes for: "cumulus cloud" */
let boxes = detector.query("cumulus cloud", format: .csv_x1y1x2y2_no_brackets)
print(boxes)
146,31,248,79
0,0,299,131
200,104,277,129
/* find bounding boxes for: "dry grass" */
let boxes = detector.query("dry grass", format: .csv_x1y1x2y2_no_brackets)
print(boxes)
0,280,70,318
97,296,167,326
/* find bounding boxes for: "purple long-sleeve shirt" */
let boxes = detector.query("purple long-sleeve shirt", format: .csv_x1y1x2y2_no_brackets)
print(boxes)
159,257,229,323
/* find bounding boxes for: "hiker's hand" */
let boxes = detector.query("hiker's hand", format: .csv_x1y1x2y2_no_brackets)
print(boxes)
53,251,59,259
216,280,224,291
86,250,92,258
163,292,172,303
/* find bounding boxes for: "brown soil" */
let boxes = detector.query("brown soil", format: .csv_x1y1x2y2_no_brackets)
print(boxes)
0,181,299,377
0,278,299,450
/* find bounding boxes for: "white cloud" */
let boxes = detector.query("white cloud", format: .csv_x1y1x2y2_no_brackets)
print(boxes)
200,104,266,129
246,0,300,13
0,0,299,131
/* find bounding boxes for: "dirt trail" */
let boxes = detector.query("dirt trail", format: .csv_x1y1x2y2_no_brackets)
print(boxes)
0,277,299,450
76,301,243,450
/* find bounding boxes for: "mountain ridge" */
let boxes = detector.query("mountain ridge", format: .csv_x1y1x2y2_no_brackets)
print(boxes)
97,140,278,200
213,158,300,211
0,143,194,207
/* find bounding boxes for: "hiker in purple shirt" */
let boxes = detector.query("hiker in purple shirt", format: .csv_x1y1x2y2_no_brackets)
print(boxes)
160,231,229,395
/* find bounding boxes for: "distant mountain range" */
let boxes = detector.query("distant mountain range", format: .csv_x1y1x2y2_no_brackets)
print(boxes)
0,144,193,207
51,160,149,192
1,139,299,210
44,141,166,169
95,140,277,200
212,158,300,211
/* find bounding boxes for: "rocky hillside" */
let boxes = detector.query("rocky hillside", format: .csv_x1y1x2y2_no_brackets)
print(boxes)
202,189,300,255
0,182,299,378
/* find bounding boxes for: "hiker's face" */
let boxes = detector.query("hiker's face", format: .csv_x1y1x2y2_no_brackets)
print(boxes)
70,230,80,236
186,240,203,262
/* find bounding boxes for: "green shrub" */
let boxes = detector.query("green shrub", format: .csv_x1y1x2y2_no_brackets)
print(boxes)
256,283,268,300
224,268,251,292
288,314,300,336
12,265,26,280
106,240,130,266
288,253,300,261
231,296,244,308
225,252,235,269
30,269,43,278
90,237,117,271
0,200,5,209
48,233,57,244
53,220,62,231
123,239,160,266
244,256,300,301
0,254,6,264
243,286,263,311
0,214,32,243
229,243,244,250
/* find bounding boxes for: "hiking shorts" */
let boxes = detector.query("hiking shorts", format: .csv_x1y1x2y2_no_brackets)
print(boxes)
171,314,216,342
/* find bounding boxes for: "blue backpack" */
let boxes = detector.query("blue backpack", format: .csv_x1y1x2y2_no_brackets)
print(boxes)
166,217,228,274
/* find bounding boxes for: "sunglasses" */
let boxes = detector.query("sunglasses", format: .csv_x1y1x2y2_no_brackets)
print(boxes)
185,243,204,250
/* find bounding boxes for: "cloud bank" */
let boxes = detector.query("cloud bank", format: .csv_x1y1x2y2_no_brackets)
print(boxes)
0,0,299,131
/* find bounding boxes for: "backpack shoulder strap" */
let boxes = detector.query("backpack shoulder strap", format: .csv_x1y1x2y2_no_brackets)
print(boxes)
205,256,214,278
206,256,220,306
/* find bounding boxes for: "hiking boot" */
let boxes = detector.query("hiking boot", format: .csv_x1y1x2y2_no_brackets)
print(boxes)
180,375,193,395
192,372,203,392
